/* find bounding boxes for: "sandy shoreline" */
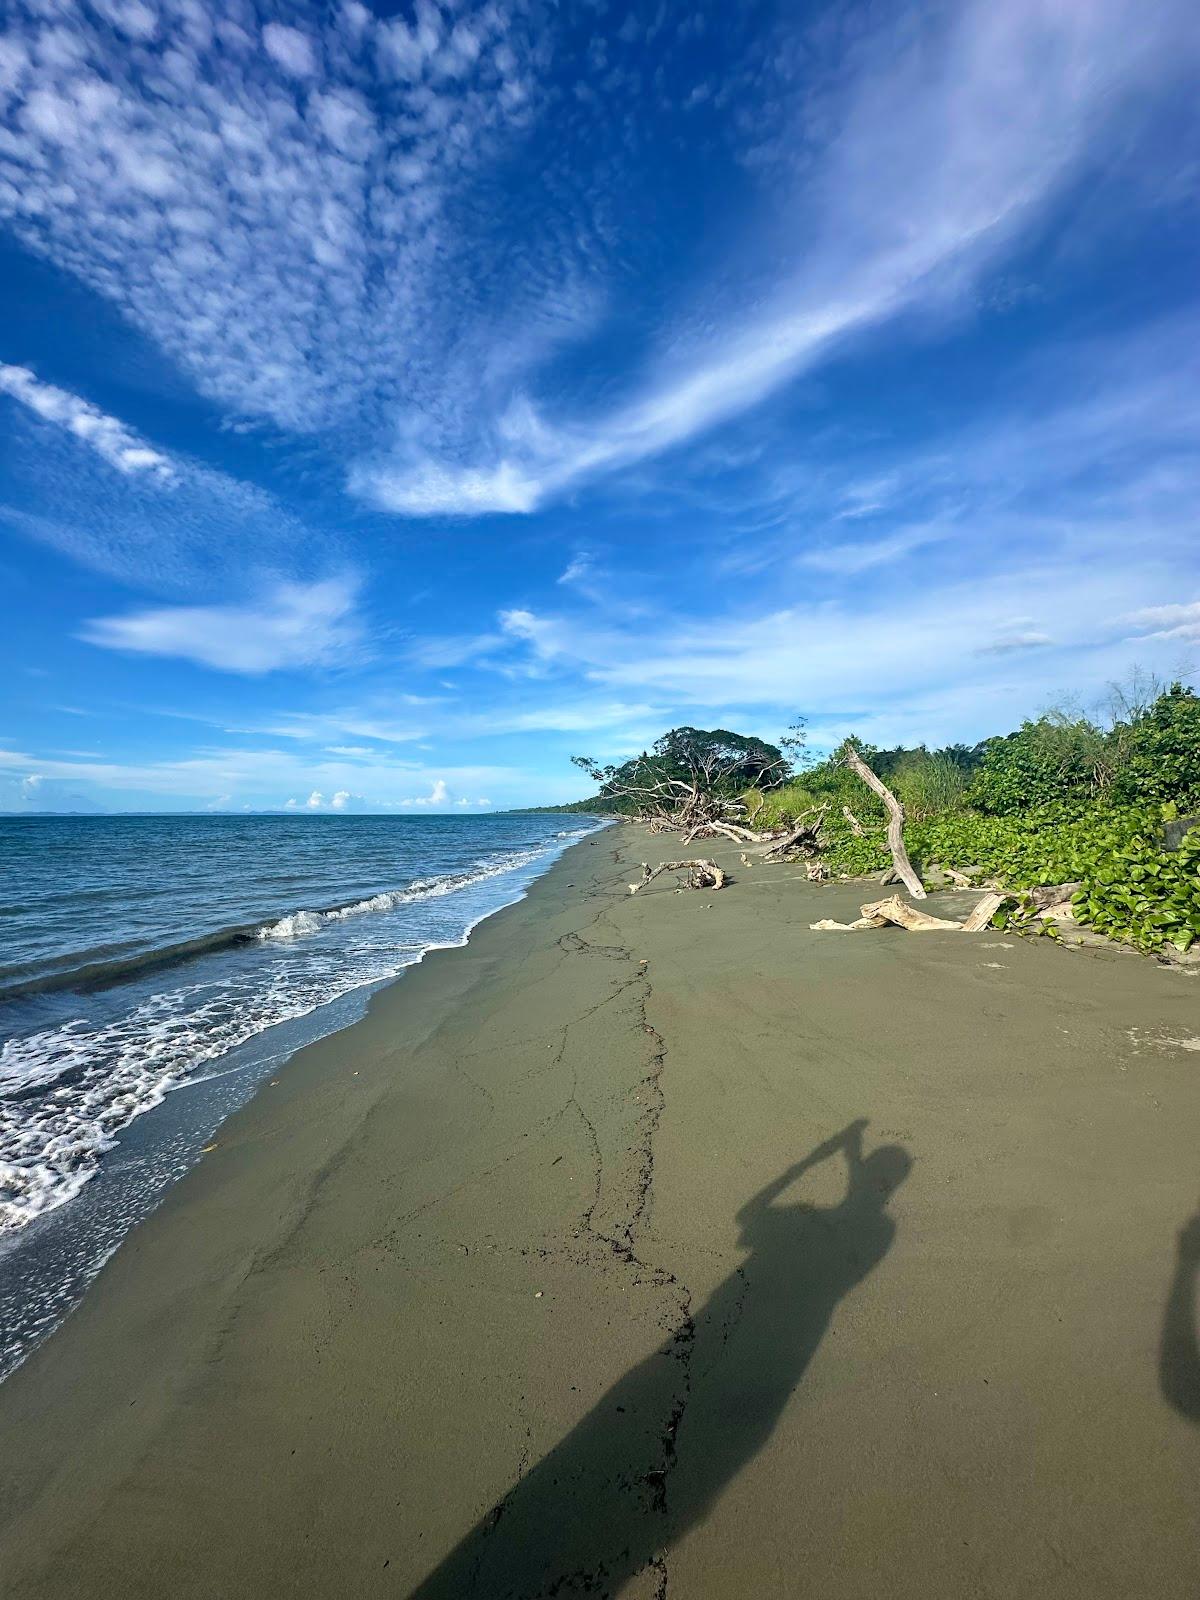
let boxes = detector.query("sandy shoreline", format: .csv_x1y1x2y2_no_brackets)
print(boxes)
1,825,1198,1596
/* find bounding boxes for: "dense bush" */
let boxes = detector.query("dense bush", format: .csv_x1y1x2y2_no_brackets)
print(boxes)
890,751,972,821
969,715,1111,814
1109,684,1200,812
1070,823,1200,953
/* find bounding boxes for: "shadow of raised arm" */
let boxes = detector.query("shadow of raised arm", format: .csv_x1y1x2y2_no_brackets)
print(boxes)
1160,1212,1200,1424
736,1119,869,1229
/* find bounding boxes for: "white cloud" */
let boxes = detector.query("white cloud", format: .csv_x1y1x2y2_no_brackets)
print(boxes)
1126,600,1200,643
354,0,1197,515
0,361,339,592
0,0,546,439
558,553,593,585
261,23,317,79
80,576,362,674
0,363,175,480
406,777,449,806
482,558,1192,747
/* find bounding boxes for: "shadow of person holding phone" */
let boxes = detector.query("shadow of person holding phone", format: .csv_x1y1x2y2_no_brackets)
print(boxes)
408,1118,911,1598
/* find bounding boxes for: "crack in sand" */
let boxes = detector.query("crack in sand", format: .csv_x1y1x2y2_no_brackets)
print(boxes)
549,885,696,1596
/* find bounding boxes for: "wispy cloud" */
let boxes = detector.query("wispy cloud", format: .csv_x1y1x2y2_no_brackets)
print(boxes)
478,555,1191,748
0,363,175,479
1125,600,1200,644
0,742,531,811
80,576,362,674
798,524,949,577
0,361,336,592
352,0,1197,514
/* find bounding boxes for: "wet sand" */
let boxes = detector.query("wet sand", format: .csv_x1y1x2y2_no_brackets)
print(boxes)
1,825,1198,1597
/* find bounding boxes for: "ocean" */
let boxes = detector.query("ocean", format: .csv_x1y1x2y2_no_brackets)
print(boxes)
0,811,604,1378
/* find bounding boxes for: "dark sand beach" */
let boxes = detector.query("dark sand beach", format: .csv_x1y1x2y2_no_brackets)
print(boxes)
1,825,1198,1597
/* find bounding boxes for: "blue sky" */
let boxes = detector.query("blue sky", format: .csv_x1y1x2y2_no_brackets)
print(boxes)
0,0,1197,813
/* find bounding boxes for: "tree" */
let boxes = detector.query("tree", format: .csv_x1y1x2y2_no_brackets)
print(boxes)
572,726,791,831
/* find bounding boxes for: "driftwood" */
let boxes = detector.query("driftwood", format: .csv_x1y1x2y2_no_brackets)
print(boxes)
944,867,974,888
860,895,962,931
762,805,829,861
960,892,1006,933
811,890,1006,934
842,805,867,837
682,819,773,846
843,747,926,900
629,859,726,895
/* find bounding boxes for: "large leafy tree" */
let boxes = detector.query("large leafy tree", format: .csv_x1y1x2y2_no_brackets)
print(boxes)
572,726,792,826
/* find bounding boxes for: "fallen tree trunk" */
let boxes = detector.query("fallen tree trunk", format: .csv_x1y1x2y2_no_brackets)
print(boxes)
811,891,1002,933
629,859,726,894
859,894,961,930
843,747,926,900
682,819,774,846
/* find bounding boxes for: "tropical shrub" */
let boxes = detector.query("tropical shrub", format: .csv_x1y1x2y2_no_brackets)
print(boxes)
1108,684,1200,812
1070,822,1200,954
970,715,1112,814
814,804,1200,954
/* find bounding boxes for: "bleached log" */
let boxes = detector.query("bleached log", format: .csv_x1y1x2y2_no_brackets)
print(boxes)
702,820,774,844
842,806,867,837
844,747,926,900
629,859,726,895
858,895,962,931
961,892,1006,933
944,867,973,888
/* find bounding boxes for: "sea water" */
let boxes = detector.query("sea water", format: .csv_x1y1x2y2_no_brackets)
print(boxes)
0,812,604,1378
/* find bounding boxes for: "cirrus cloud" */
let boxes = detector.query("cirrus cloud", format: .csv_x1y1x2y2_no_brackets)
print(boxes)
80,575,362,674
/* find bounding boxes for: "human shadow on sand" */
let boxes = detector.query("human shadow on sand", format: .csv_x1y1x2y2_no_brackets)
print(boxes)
408,1119,911,1599
1160,1210,1200,1423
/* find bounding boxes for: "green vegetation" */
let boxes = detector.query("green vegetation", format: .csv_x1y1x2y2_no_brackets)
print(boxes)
558,680,1199,956
572,726,792,825
744,681,1200,956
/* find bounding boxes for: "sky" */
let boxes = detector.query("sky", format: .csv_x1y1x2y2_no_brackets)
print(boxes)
0,0,1197,814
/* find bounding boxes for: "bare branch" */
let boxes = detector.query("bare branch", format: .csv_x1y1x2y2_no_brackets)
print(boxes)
843,746,926,899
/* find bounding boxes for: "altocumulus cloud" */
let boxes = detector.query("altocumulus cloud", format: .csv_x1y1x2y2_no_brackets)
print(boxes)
81,576,363,674
0,0,546,442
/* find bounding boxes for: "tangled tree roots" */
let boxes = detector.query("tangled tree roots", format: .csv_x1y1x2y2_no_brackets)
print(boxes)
762,805,829,861
629,859,726,894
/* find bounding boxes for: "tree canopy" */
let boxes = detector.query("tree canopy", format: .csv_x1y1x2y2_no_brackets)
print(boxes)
572,725,792,824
